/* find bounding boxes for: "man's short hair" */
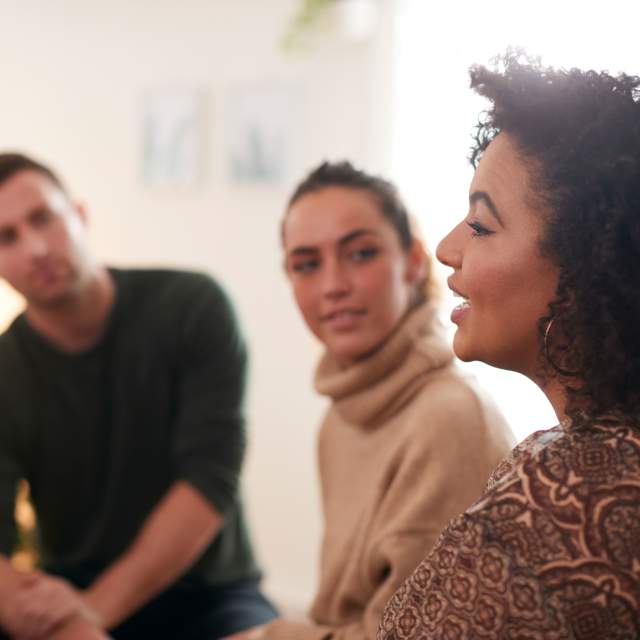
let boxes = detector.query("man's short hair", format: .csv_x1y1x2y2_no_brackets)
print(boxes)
0,153,67,193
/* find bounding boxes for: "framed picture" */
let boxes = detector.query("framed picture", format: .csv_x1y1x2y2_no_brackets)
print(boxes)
225,85,300,185
141,90,206,187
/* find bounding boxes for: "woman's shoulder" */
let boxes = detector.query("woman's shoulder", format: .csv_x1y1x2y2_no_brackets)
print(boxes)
406,364,490,414
481,420,640,496
483,425,561,490
530,421,640,515
403,365,515,447
469,421,640,572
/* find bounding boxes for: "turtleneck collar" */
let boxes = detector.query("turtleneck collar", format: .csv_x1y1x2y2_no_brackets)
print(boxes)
314,303,453,427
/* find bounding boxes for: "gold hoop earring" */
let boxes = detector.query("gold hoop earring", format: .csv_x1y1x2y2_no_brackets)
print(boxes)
544,315,577,377
543,316,556,362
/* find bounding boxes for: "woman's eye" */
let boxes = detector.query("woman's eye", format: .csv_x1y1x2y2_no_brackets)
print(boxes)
291,259,319,274
349,247,379,262
466,220,494,237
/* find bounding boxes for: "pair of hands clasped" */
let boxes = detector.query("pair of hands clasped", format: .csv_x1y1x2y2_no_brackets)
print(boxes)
2,573,267,640
2,571,100,639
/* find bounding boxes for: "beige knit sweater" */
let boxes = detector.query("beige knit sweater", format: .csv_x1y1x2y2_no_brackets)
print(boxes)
263,304,515,640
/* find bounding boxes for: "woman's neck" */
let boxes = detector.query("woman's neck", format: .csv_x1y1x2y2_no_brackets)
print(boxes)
538,376,569,424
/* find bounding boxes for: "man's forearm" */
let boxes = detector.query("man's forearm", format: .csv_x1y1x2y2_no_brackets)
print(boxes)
49,615,111,640
83,480,222,630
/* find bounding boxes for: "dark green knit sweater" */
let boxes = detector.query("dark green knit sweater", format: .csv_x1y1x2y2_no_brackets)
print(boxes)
0,268,259,587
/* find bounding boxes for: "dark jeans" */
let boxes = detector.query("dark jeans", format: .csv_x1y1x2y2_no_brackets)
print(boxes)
109,578,278,640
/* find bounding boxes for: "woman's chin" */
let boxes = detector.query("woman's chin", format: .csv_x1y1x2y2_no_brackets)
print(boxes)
327,339,369,368
325,325,398,366
452,332,476,363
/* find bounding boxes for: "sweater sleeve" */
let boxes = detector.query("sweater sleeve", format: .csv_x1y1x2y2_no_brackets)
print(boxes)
171,277,248,516
0,444,19,556
0,339,24,556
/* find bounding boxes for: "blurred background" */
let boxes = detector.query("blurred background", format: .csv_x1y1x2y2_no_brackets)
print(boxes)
0,0,638,611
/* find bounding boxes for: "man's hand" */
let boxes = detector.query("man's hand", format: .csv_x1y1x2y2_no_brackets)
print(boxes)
1,571,99,640
221,624,266,640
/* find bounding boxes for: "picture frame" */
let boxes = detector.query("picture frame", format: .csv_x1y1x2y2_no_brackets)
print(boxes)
225,85,300,185
141,89,206,187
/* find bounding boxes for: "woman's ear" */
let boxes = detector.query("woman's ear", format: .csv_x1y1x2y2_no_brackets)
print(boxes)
405,237,428,285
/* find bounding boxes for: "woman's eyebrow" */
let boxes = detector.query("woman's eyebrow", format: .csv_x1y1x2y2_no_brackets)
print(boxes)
469,191,504,226
288,228,379,256
338,228,378,247
288,246,318,256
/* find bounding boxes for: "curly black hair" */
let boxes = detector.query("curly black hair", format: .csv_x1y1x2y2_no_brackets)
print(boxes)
470,51,640,425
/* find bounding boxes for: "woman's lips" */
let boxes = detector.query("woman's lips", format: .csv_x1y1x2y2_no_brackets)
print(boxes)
451,300,471,325
323,308,366,331
447,278,470,325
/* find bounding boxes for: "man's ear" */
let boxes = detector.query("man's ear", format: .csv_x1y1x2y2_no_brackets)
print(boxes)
74,201,89,225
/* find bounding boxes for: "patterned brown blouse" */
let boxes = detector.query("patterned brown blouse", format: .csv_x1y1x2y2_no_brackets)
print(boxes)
378,421,640,639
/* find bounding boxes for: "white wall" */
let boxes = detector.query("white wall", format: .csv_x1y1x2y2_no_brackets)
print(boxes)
0,0,395,608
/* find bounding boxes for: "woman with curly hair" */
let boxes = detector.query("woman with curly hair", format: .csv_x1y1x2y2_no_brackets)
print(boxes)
378,54,640,639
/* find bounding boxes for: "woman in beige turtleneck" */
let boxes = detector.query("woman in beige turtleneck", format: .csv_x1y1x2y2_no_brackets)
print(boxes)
227,162,514,640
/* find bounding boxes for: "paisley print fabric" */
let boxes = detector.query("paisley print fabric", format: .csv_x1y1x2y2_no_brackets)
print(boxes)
378,422,640,639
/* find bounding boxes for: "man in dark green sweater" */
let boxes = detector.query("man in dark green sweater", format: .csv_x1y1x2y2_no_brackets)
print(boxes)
0,153,276,639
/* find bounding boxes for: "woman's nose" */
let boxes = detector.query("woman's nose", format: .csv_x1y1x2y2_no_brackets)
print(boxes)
322,259,351,299
436,224,462,269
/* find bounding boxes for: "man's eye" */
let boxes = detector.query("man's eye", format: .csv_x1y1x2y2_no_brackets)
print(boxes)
349,247,379,262
31,209,52,226
466,221,494,237
0,229,17,245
